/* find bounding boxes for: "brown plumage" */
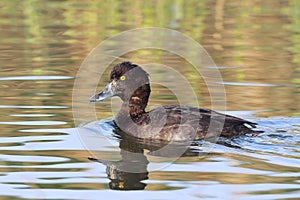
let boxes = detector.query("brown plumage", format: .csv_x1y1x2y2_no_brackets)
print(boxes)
90,61,262,141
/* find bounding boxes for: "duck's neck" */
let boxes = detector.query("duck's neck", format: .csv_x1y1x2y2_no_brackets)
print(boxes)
119,84,150,119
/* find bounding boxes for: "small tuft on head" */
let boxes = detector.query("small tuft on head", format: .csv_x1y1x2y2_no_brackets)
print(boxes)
110,61,138,80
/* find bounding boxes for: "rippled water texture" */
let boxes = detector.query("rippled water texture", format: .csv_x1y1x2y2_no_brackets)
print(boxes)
0,1,300,199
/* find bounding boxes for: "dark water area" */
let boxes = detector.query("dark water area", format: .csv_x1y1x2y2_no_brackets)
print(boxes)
0,0,299,199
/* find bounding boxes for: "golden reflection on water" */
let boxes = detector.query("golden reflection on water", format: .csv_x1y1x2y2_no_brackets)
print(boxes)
0,0,299,119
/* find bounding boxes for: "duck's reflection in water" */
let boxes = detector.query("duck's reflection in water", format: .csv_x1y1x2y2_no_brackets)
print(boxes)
89,135,149,190
89,128,205,190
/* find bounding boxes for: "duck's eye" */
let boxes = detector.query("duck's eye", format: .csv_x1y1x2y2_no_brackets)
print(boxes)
120,75,126,81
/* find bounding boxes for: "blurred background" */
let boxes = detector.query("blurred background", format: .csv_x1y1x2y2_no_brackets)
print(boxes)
0,0,299,199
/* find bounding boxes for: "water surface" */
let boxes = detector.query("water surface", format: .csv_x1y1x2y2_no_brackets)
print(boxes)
0,0,299,199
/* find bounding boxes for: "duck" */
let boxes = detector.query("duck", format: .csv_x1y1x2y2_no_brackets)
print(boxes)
90,61,262,141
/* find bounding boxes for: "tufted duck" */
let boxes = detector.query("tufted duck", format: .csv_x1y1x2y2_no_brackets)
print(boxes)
90,62,261,141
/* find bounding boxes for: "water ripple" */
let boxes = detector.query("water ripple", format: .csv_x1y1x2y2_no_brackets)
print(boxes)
0,154,69,163
0,121,67,126
0,105,69,109
216,81,280,87
0,76,74,81
10,114,55,117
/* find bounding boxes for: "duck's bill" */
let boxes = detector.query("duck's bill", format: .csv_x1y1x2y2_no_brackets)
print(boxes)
89,82,115,102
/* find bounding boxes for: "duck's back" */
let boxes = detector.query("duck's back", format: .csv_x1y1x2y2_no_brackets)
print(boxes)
115,105,260,141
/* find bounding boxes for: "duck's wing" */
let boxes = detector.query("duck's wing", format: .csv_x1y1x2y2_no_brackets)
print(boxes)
203,109,258,127
160,106,261,136
198,108,262,135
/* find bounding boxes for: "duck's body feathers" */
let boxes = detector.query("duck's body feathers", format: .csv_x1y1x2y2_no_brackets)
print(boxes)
115,105,260,141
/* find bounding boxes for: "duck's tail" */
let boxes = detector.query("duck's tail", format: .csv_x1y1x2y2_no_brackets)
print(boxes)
221,122,263,137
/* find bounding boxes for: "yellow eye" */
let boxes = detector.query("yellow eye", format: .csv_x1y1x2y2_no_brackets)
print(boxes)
120,75,126,81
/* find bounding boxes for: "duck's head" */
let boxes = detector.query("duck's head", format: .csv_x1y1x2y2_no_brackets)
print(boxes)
90,61,150,104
